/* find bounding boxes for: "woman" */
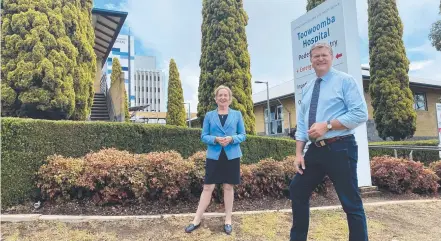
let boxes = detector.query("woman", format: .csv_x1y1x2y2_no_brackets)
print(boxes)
185,85,246,235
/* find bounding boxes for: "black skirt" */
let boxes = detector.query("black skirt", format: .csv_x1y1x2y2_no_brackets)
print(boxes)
204,148,241,185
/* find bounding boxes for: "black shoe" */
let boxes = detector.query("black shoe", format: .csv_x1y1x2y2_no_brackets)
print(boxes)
224,224,232,235
185,223,201,233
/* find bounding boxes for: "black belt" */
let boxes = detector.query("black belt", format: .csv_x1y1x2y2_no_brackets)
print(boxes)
313,134,353,147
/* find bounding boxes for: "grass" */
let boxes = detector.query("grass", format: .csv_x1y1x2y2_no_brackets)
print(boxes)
2,201,440,241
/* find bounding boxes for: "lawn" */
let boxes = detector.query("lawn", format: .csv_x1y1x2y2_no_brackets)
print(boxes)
2,201,440,241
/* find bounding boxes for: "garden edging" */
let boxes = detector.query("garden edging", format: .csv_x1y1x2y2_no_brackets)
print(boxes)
2,199,439,223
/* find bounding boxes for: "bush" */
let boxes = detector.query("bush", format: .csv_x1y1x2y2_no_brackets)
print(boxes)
187,151,207,195
252,158,287,198
369,139,439,166
139,151,194,202
37,155,84,201
429,161,441,186
37,149,195,205
36,149,337,205
1,117,295,207
370,156,439,194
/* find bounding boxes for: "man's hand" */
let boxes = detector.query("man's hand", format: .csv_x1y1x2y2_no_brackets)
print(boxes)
295,155,306,175
307,122,328,140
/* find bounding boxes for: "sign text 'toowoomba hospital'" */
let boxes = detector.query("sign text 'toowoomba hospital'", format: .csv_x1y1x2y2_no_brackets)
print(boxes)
297,16,336,48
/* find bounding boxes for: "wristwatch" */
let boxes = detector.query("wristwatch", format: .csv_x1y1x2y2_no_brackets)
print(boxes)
326,120,332,130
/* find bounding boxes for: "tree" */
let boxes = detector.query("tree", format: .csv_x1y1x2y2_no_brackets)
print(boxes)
197,0,255,134
1,0,77,119
429,1,441,51
64,0,97,120
110,57,130,121
307,0,326,11
166,59,186,127
368,0,416,140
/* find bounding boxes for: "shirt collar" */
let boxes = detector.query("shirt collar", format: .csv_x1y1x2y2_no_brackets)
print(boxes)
317,67,335,82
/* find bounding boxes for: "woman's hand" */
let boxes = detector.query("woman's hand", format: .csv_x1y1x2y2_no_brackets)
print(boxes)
215,136,233,147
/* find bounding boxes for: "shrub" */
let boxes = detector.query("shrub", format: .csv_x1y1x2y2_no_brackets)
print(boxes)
187,151,207,194
37,155,84,201
36,149,338,205
236,164,256,199
139,151,194,202
429,161,441,186
370,156,439,194
37,149,196,205
1,117,295,207
78,148,140,205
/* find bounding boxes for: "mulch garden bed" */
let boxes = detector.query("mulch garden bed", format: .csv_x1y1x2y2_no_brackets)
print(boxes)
2,189,440,216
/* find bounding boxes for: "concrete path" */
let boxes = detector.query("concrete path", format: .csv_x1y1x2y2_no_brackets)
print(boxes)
1,199,440,223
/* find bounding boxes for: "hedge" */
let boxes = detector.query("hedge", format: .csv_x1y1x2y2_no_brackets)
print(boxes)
369,139,439,165
1,117,296,207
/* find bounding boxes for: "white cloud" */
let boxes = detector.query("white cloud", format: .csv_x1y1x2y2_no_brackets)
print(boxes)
357,0,440,40
179,65,200,113
409,60,434,71
103,3,117,10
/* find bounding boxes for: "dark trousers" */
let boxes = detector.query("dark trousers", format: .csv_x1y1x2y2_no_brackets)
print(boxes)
289,135,368,241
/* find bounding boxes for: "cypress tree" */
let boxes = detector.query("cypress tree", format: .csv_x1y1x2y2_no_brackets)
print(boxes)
306,0,326,11
63,0,97,120
166,59,186,127
429,1,441,51
110,57,129,121
1,0,77,119
197,0,255,134
368,0,416,140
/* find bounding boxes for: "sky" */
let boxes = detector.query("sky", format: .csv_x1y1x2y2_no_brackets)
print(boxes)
94,0,441,113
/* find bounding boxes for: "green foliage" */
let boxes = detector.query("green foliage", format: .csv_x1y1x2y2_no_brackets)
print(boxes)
166,59,186,127
124,87,130,122
110,57,122,86
429,1,441,51
369,139,440,166
197,0,256,134
1,0,96,120
306,0,326,11
1,0,77,119
66,0,97,120
110,58,129,121
368,0,416,141
1,117,296,207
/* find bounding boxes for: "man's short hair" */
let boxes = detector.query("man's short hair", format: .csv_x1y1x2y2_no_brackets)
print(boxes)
309,42,333,57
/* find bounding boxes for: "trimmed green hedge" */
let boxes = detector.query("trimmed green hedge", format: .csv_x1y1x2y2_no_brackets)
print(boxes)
1,118,296,207
369,139,439,166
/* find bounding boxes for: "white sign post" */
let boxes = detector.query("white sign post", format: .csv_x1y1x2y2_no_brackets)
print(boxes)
436,103,441,158
291,0,372,187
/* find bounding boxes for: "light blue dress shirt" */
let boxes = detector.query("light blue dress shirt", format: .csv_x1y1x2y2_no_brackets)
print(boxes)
295,68,368,142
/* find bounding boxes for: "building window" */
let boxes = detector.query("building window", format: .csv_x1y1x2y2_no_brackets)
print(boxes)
414,93,427,111
264,105,283,135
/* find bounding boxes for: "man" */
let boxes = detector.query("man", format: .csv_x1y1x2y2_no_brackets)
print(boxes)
289,42,369,241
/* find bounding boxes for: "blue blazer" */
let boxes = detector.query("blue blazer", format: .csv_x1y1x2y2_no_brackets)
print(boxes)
201,108,246,160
